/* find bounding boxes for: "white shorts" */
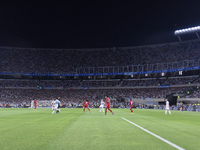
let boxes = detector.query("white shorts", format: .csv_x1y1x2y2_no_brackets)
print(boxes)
54,104,58,109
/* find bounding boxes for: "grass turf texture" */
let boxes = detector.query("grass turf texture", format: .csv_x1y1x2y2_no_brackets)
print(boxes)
0,108,200,150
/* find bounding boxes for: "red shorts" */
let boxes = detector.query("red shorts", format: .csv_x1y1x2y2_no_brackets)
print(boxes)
84,105,89,108
130,105,133,109
106,104,110,109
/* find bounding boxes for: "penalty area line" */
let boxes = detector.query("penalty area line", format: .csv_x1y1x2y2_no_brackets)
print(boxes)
121,117,185,150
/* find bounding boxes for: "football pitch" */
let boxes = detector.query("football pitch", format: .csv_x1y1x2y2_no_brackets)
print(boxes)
0,108,200,150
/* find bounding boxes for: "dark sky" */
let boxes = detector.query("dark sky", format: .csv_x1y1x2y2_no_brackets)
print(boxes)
0,0,200,49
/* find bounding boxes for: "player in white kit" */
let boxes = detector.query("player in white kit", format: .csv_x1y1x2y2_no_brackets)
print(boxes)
165,99,171,115
51,99,55,110
99,99,105,112
52,98,61,114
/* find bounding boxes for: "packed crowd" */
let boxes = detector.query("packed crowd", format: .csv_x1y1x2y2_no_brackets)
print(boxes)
0,75,199,88
163,76,199,85
0,40,200,74
0,87,190,107
78,40,200,68
121,78,167,86
0,79,81,88
81,79,120,87
184,89,200,98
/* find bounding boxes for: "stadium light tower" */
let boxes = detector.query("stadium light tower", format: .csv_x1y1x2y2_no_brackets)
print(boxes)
174,26,200,41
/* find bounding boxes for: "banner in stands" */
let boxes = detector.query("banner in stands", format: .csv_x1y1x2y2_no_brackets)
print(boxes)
159,85,170,88
0,66,200,76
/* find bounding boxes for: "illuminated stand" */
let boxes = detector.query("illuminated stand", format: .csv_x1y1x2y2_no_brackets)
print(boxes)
174,26,200,41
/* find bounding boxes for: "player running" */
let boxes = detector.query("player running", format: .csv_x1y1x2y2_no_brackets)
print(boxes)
57,97,61,113
99,99,105,112
165,99,171,115
52,97,61,114
83,100,91,113
105,96,114,115
34,99,37,110
51,99,55,110
129,100,134,113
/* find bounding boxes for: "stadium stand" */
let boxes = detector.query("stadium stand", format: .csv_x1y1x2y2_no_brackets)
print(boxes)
0,39,200,74
1,39,200,111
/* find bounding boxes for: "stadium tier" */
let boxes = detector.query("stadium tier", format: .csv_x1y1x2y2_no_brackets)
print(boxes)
0,39,200,75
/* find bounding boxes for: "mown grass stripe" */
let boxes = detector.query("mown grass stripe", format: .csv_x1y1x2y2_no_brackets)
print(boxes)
122,117,185,150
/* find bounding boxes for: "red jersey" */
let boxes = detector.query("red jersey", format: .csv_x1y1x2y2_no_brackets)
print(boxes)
106,98,110,104
129,101,133,106
34,100,37,105
33,100,37,109
106,98,111,109
84,101,89,106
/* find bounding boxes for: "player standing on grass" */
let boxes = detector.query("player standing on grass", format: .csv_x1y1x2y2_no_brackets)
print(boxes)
129,100,134,113
34,99,37,110
165,99,171,115
99,99,105,112
52,97,61,114
105,96,114,115
83,100,91,113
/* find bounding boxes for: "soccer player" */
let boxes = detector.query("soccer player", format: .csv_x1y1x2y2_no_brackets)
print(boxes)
57,97,61,112
129,100,134,113
34,99,37,110
52,97,61,114
51,99,55,110
99,99,105,112
105,96,114,115
180,104,183,111
83,100,91,113
165,99,171,115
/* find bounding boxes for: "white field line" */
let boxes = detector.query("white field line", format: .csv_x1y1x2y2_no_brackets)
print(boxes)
121,117,185,150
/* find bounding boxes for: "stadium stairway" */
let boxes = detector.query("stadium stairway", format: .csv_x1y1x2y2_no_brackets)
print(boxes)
191,76,200,83
160,77,168,85
118,80,123,87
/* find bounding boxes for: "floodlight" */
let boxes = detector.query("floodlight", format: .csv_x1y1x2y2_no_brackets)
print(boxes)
174,25,200,41
174,26,200,35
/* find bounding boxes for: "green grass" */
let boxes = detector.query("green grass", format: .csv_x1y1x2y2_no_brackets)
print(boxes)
0,108,200,150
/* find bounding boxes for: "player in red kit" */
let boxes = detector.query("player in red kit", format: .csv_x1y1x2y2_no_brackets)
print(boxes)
105,96,114,115
34,99,37,110
83,100,91,113
129,100,134,113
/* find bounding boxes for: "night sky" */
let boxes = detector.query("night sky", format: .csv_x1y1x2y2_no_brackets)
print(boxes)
0,0,200,49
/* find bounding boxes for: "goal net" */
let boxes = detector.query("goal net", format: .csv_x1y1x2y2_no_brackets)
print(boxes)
31,100,52,108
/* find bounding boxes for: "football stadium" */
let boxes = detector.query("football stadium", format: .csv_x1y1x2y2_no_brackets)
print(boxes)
1,1,200,150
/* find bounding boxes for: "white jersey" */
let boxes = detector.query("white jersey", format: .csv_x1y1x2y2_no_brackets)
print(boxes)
101,101,105,106
165,100,171,114
51,101,55,109
54,99,60,108
166,101,169,109
55,100,60,105
99,101,105,112
51,101,55,106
